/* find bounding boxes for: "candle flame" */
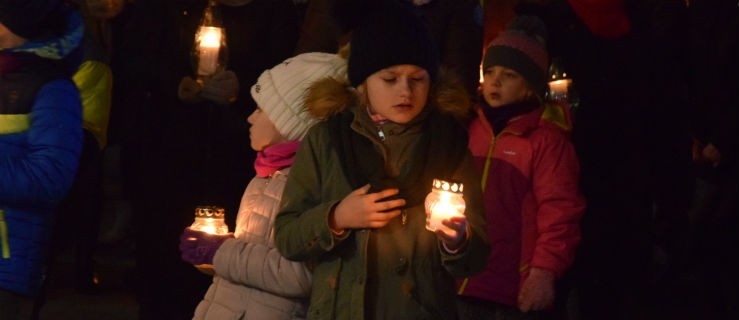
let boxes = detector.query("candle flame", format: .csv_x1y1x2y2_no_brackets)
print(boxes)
199,26,222,48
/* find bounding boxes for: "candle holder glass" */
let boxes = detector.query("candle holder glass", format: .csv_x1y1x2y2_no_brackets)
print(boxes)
190,205,229,235
192,0,228,82
546,57,579,113
425,179,466,235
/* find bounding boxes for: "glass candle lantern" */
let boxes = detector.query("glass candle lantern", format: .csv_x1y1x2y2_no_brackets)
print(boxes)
425,179,466,236
192,0,228,81
190,205,229,235
546,57,580,113
547,57,572,102
547,78,572,101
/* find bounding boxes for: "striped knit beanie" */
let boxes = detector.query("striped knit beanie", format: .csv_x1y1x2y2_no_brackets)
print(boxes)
250,52,347,141
483,15,549,98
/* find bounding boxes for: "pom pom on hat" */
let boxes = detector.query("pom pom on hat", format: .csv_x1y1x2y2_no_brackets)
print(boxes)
346,1,439,87
483,15,549,98
250,52,347,141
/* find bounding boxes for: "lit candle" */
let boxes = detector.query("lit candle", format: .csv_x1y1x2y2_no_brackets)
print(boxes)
196,26,223,77
425,179,466,236
190,206,228,274
548,79,571,96
190,206,229,235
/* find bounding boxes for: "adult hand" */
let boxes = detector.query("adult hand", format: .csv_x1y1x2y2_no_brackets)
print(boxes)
435,216,469,252
179,227,234,265
200,70,239,105
518,267,555,312
330,184,406,231
177,76,203,103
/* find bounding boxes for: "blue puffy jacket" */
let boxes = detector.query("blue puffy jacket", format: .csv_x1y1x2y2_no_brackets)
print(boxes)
0,9,84,296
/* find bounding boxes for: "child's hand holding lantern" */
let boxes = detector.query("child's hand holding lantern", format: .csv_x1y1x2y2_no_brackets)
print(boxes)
433,216,469,252
425,179,469,252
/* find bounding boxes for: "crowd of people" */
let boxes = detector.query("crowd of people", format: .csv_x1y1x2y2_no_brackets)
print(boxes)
1,0,736,320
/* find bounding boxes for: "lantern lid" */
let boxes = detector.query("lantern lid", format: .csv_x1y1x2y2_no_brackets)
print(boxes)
195,205,225,219
431,179,463,193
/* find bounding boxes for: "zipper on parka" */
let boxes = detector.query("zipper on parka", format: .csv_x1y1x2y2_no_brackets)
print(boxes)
376,125,386,141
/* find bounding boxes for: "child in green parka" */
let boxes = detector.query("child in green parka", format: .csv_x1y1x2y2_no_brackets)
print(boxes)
274,2,489,320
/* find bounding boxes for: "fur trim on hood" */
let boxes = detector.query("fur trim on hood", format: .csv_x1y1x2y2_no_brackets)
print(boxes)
304,68,474,123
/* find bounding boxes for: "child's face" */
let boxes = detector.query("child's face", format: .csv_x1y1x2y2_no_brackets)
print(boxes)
363,64,430,124
247,108,286,151
481,66,531,108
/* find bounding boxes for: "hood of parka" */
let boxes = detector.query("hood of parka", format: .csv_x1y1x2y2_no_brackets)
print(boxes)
303,68,474,124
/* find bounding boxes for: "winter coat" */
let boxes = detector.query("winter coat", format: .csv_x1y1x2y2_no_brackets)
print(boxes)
193,168,311,320
0,10,84,296
458,103,585,306
274,75,489,320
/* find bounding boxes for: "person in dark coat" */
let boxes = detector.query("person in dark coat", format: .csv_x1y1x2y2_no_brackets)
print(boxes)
518,0,695,318
108,0,299,318
685,1,739,318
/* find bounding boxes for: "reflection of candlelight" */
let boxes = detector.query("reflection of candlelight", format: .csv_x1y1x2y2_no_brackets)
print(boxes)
196,26,223,77
197,220,218,234
548,79,571,96
425,179,466,236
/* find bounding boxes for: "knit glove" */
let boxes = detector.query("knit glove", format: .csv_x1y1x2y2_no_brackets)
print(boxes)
177,76,203,104
179,227,233,266
200,70,239,105
518,267,555,312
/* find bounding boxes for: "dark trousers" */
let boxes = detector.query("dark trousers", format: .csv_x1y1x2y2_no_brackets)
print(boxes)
0,289,33,320
51,130,104,288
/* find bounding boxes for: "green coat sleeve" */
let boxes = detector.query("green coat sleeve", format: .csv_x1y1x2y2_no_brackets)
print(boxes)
274,124,349,261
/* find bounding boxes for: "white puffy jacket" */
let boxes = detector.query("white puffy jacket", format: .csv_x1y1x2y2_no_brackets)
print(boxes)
193,168,311,319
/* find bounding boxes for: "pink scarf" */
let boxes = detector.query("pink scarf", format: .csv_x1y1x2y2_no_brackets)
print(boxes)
254,140,301,178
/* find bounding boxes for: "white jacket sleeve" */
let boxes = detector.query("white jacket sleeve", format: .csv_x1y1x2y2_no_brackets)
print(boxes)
212,237,312,298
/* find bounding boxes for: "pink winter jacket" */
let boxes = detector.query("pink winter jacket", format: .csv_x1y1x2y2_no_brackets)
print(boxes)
457,105,586,306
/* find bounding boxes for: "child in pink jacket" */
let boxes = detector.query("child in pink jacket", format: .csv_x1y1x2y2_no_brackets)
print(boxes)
457,15,586,319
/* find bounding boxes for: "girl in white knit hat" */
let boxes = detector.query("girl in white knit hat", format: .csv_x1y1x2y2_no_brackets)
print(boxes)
178,52,347,320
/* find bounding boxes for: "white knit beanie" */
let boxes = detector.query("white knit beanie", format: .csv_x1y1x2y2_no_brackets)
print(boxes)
250,52,347,141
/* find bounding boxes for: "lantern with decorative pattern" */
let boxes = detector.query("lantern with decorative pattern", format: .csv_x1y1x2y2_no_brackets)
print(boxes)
190,206,229,235
425,179,466,236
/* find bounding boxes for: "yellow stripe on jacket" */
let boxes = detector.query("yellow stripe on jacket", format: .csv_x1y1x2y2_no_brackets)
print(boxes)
0,114,31,135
